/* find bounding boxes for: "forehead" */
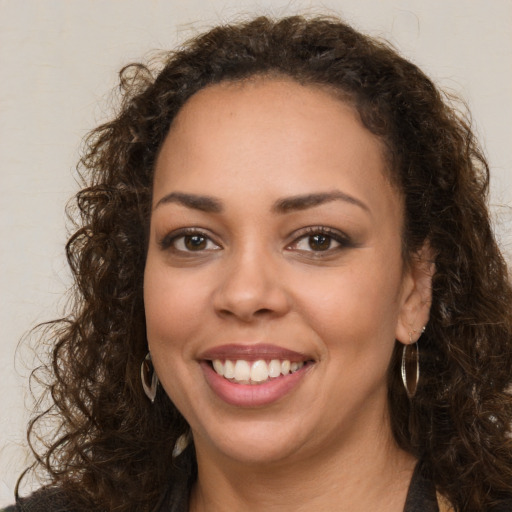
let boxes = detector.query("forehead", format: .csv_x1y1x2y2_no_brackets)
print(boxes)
166,77,367,150
153,78,400,222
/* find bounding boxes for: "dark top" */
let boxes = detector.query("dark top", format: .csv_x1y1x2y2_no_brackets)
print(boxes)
3,461,512,511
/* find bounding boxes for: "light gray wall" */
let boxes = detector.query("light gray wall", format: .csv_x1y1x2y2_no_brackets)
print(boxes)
1,0,511,505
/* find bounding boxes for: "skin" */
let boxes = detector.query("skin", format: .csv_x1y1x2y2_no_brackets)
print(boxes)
144,78,433,511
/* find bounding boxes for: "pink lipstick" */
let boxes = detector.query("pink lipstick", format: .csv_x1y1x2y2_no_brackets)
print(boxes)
199,344,314,407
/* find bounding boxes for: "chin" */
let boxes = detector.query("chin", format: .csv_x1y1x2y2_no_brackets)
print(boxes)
193,418,312,467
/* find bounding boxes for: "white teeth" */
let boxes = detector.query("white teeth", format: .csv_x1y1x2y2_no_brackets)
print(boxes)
268,359,281,378
250,360,269,382
211,359,306,384
234,360,251,381
224,360,235,379
212,359,224,376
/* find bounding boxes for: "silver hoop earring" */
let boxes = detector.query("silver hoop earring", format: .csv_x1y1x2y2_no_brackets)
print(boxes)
401,328,424,399
141,352,159,403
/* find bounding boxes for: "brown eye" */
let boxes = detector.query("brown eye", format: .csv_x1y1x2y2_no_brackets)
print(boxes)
288,227,352,255
308,234,331,251
161,230,220,253
184,235,207,251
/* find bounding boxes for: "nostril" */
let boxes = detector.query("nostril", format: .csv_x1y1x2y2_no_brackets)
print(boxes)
217,307,274,322
254,307,274,316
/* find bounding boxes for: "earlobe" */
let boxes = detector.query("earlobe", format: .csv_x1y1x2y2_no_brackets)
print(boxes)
395,242,436,344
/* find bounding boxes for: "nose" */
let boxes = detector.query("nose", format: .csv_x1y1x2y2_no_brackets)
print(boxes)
212,245,291,322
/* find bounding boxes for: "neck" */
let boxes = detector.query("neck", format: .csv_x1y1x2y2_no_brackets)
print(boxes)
189,423,416,512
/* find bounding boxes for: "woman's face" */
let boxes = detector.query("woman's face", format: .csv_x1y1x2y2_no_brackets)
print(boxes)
144,78,431,467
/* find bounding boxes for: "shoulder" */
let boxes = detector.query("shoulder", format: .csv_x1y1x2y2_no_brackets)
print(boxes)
404,461,439,512
3,487,82,512
492,499,512,511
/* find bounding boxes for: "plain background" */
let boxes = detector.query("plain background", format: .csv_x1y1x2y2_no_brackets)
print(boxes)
1,0,511,505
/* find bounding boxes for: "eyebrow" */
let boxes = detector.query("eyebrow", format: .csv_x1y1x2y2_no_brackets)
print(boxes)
153,190,370,215
154,192,223,213
272,191,370,214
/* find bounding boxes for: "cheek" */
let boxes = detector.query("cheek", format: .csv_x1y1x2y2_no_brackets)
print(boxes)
296,255,403,358
143,261,210,353
143,261,211,411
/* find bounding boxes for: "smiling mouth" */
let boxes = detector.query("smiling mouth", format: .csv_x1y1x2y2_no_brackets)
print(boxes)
209,359,311,385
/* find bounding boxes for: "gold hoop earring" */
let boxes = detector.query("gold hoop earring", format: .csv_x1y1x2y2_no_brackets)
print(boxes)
141,352,159,403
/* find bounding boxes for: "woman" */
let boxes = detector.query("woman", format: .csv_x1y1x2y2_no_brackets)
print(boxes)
6,14,512,512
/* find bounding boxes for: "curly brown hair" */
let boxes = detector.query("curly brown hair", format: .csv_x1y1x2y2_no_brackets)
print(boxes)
22,15,512,512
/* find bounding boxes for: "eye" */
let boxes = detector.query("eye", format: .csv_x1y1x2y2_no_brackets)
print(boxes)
288,227,352,254
160,229,221,253
296,233,335,251
175,234,215,251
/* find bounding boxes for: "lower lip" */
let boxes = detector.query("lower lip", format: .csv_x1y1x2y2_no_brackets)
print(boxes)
201,361,311,407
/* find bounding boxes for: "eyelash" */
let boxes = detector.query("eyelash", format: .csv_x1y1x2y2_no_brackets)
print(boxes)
159,228,220,253
287,226,354,254
158,226,354,255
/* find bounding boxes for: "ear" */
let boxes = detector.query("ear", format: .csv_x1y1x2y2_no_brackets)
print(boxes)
395,242,436,345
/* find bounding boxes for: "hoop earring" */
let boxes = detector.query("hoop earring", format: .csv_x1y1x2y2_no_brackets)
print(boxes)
141,352,159,403
401,328,424,399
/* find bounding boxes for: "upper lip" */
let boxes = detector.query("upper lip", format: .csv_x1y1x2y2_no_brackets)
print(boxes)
199,344,311,362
